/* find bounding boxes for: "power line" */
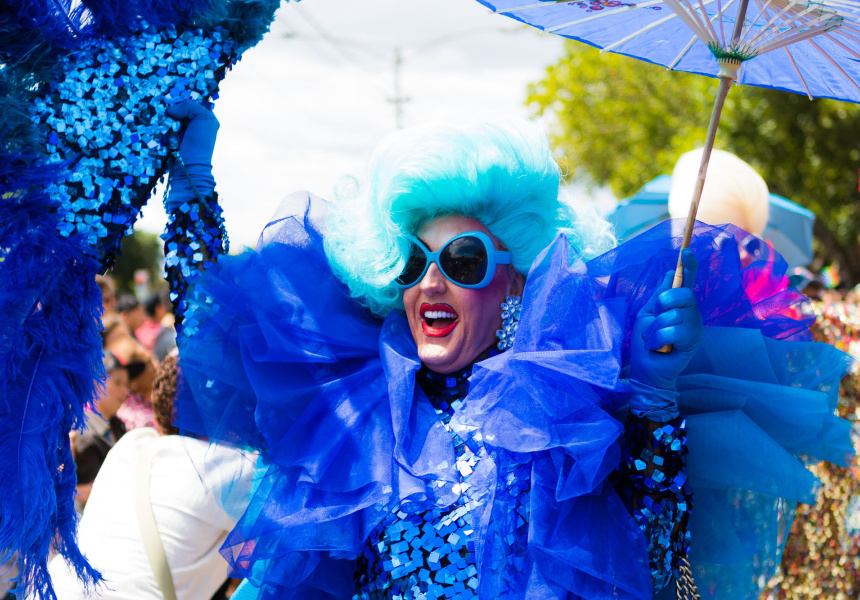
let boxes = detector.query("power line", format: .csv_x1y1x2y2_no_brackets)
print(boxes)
407,26,516,55
281,7,522,128
285,7,391,98
284,24,520,56
292,7,389,75
287,11,389,59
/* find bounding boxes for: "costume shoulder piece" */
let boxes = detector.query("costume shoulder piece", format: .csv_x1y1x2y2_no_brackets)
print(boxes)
0,2,283,597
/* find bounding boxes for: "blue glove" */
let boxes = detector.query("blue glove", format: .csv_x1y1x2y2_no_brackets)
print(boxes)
629,249,703,422
164,100,219,211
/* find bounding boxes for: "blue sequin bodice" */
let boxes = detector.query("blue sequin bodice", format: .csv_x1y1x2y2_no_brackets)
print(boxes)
353,366,488,600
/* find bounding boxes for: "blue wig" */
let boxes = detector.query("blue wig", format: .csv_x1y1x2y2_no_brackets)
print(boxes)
323,118,615,316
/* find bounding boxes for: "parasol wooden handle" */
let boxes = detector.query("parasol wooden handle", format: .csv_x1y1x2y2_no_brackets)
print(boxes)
655,254,688,353
654,72,736,354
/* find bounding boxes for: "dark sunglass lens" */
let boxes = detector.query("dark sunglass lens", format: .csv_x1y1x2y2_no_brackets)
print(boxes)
440,236,488,285
396,244,428,286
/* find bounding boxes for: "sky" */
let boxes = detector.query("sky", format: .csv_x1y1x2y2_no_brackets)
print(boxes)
136,0,614,249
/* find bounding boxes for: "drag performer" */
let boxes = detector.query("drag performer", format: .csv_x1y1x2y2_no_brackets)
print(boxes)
171,110,854,600
0,4,852,599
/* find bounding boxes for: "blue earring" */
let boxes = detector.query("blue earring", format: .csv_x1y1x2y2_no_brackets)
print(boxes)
496,295,522,351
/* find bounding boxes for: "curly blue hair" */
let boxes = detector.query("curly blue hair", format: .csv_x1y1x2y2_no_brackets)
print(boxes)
323,118,615,316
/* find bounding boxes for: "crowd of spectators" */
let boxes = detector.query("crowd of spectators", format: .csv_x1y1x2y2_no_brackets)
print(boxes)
70,276,177,507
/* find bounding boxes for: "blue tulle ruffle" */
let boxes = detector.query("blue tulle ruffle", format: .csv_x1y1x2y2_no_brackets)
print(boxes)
177,195,853,600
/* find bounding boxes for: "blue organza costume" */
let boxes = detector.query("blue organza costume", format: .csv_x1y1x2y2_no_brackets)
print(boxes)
175,194,854,600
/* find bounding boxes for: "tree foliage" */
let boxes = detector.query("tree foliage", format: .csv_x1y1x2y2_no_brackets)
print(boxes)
110,230,164,295
528,41,860,282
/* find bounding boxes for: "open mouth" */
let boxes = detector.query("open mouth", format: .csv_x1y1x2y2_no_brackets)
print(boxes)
420,303,459,337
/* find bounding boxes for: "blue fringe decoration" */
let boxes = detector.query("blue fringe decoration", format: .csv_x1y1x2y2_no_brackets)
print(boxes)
0,1,282,597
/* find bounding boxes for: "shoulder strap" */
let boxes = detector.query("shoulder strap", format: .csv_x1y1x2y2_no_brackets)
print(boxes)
136,434,178,600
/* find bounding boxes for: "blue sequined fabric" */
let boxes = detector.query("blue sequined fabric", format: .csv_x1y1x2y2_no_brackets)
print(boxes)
354,366,486,600
161,192,229,333
615,414,693,590
353,365,689,599
29,25,235,269
352,361,535,600
0,6,282,597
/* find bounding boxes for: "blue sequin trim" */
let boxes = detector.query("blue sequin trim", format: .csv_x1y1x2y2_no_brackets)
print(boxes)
161,192,228,334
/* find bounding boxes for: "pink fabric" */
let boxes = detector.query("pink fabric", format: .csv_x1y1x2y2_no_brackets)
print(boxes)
135,320,161,351
743,240,791,303
117,392,156,431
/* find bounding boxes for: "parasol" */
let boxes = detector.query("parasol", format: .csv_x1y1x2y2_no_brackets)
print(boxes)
477,0,860,287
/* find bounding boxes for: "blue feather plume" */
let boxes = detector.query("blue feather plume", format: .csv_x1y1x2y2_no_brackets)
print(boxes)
0,157,105,598
0,0,282,596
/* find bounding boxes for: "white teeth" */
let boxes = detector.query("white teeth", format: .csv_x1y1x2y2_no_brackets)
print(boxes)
424,310,456,320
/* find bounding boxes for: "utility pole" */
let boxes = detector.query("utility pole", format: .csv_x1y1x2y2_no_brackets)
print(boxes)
387,47,410,129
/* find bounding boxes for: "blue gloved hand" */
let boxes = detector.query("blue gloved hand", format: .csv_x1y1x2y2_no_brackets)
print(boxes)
164,100,219,211
628,249,703,421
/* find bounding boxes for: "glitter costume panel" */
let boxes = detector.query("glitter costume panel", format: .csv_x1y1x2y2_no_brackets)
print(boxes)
31,26,234,266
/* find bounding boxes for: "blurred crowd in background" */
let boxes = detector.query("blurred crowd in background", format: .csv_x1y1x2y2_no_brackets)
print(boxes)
72,275,178,511
33,276,244,600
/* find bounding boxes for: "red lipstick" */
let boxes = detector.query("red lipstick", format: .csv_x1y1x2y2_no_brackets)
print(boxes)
420,303,459,338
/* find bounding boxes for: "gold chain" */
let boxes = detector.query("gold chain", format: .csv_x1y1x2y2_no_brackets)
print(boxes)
676,557,701,600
